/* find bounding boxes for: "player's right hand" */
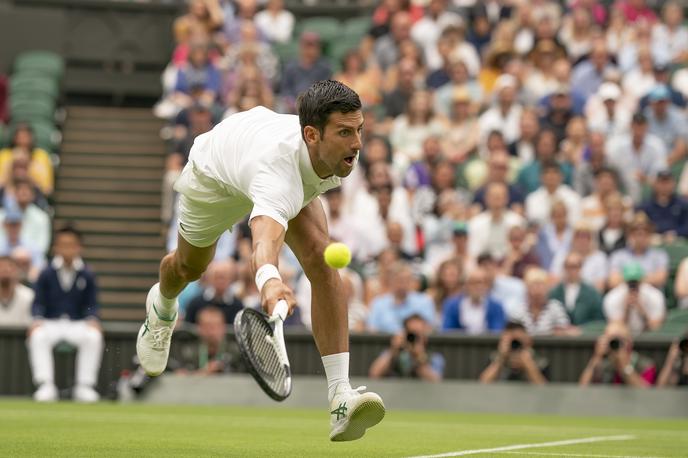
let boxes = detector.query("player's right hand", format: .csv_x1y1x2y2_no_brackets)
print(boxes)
261,279,297,317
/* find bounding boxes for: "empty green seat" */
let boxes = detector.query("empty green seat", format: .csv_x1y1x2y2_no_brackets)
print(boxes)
297,17,342,46
343,16,372,39
0,123,8,148
14,51,65,80
328,38,363,66
10,74,60,101
272,40,300,66
27,120,60,152
10,96,56,123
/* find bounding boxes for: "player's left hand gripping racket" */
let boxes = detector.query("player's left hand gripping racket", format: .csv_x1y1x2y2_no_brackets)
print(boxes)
234,299,292,401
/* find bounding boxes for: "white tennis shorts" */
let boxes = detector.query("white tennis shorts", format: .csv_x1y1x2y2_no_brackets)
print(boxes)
173,161,252,248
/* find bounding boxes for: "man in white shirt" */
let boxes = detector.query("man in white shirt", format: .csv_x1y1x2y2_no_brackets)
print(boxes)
526,162,581,227
135,80,384,441
603,262,665,334
478,74,523,147
468,182,525,260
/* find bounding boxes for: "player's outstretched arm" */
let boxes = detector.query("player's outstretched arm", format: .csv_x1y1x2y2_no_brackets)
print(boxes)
249,215,297,316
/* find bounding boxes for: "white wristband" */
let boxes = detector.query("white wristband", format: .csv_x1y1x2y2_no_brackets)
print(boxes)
255,264,281,292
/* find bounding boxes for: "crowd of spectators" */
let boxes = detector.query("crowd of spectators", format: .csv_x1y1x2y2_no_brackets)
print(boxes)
151,0,688,386
0,74,102,401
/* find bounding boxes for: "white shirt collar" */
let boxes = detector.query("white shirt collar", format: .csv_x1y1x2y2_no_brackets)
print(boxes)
298,140,342,189
51,256,84,272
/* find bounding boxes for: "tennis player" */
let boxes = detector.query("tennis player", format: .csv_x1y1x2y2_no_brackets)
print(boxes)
136,80,384,441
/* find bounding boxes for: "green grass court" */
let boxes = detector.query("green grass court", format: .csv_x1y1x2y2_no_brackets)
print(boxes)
1,400,686,457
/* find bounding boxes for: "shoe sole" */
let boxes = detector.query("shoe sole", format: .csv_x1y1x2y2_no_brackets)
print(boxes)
330,399,386,442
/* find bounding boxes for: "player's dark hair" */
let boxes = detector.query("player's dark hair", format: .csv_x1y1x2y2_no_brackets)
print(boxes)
297,80,361,139
55,222,83,243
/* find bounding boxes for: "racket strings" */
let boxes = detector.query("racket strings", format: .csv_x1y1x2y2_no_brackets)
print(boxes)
241,314,287,393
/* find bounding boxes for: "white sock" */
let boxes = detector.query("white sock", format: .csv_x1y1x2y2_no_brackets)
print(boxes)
322,352,351,402
156,283,177,317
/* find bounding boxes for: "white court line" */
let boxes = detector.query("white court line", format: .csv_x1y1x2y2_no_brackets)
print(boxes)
504,451,664,458
407,434,636,458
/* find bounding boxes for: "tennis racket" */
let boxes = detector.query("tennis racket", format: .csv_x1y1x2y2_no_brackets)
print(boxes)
234,299,292,401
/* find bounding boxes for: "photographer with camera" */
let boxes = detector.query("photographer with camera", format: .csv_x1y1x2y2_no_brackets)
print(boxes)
603,262,665,334
369,313,444,382
657,332,688,387
579,322,656,388
479,321,548,385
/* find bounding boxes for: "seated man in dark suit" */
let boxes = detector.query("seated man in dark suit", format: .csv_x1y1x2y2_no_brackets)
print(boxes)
548,252,604,325
184,259,244,325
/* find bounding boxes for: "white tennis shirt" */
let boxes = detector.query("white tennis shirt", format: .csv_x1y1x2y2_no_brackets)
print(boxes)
188,106,342,230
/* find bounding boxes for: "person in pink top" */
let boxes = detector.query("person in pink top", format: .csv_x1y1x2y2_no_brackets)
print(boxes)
615,0,657,24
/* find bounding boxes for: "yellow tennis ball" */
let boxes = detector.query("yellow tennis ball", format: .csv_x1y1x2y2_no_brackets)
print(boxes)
324,242,351,269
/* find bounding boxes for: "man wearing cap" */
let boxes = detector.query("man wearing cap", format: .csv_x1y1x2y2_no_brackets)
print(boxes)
603,262,665,334
608,112,667,203
638,64,686,110
280,31,332,110
643,85,687,165
638,170,688,240
539,84,580,142
478,74,523,147
608,213,669,289
585,82,631,137
0,207,45,273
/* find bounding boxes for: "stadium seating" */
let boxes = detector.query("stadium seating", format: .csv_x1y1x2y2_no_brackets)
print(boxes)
13,50,65,81
295,16,342,50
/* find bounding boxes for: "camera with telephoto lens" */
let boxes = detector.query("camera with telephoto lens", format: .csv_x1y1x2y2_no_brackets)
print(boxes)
406,332,417,344
510,339,523,351
609,338,623,351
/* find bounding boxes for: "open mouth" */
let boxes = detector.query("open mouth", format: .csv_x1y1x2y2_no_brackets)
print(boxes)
343,154,357,166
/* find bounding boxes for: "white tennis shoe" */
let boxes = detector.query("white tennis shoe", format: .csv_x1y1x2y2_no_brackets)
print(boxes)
329,384,385,441
33,382,58,402
136,283,177,377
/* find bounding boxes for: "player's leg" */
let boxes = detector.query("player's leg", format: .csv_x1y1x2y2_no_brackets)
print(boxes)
285,200,348,358
286,198,385,441
159,235,217,301
136,233,217,376
137,167,228,376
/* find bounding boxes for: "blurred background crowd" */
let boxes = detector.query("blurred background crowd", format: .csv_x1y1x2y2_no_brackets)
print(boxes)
157,0,688,337
1,0,688,394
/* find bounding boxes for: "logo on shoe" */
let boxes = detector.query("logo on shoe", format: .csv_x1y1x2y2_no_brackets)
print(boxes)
330,402,348,420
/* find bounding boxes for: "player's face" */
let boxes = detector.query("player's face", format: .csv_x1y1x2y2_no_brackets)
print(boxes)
317,110,364,178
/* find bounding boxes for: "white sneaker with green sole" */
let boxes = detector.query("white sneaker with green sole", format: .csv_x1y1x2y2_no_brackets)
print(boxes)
329,385,385,441
136,283,177,377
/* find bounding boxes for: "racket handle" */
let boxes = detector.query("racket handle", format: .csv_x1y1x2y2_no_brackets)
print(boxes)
272,299,289,322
